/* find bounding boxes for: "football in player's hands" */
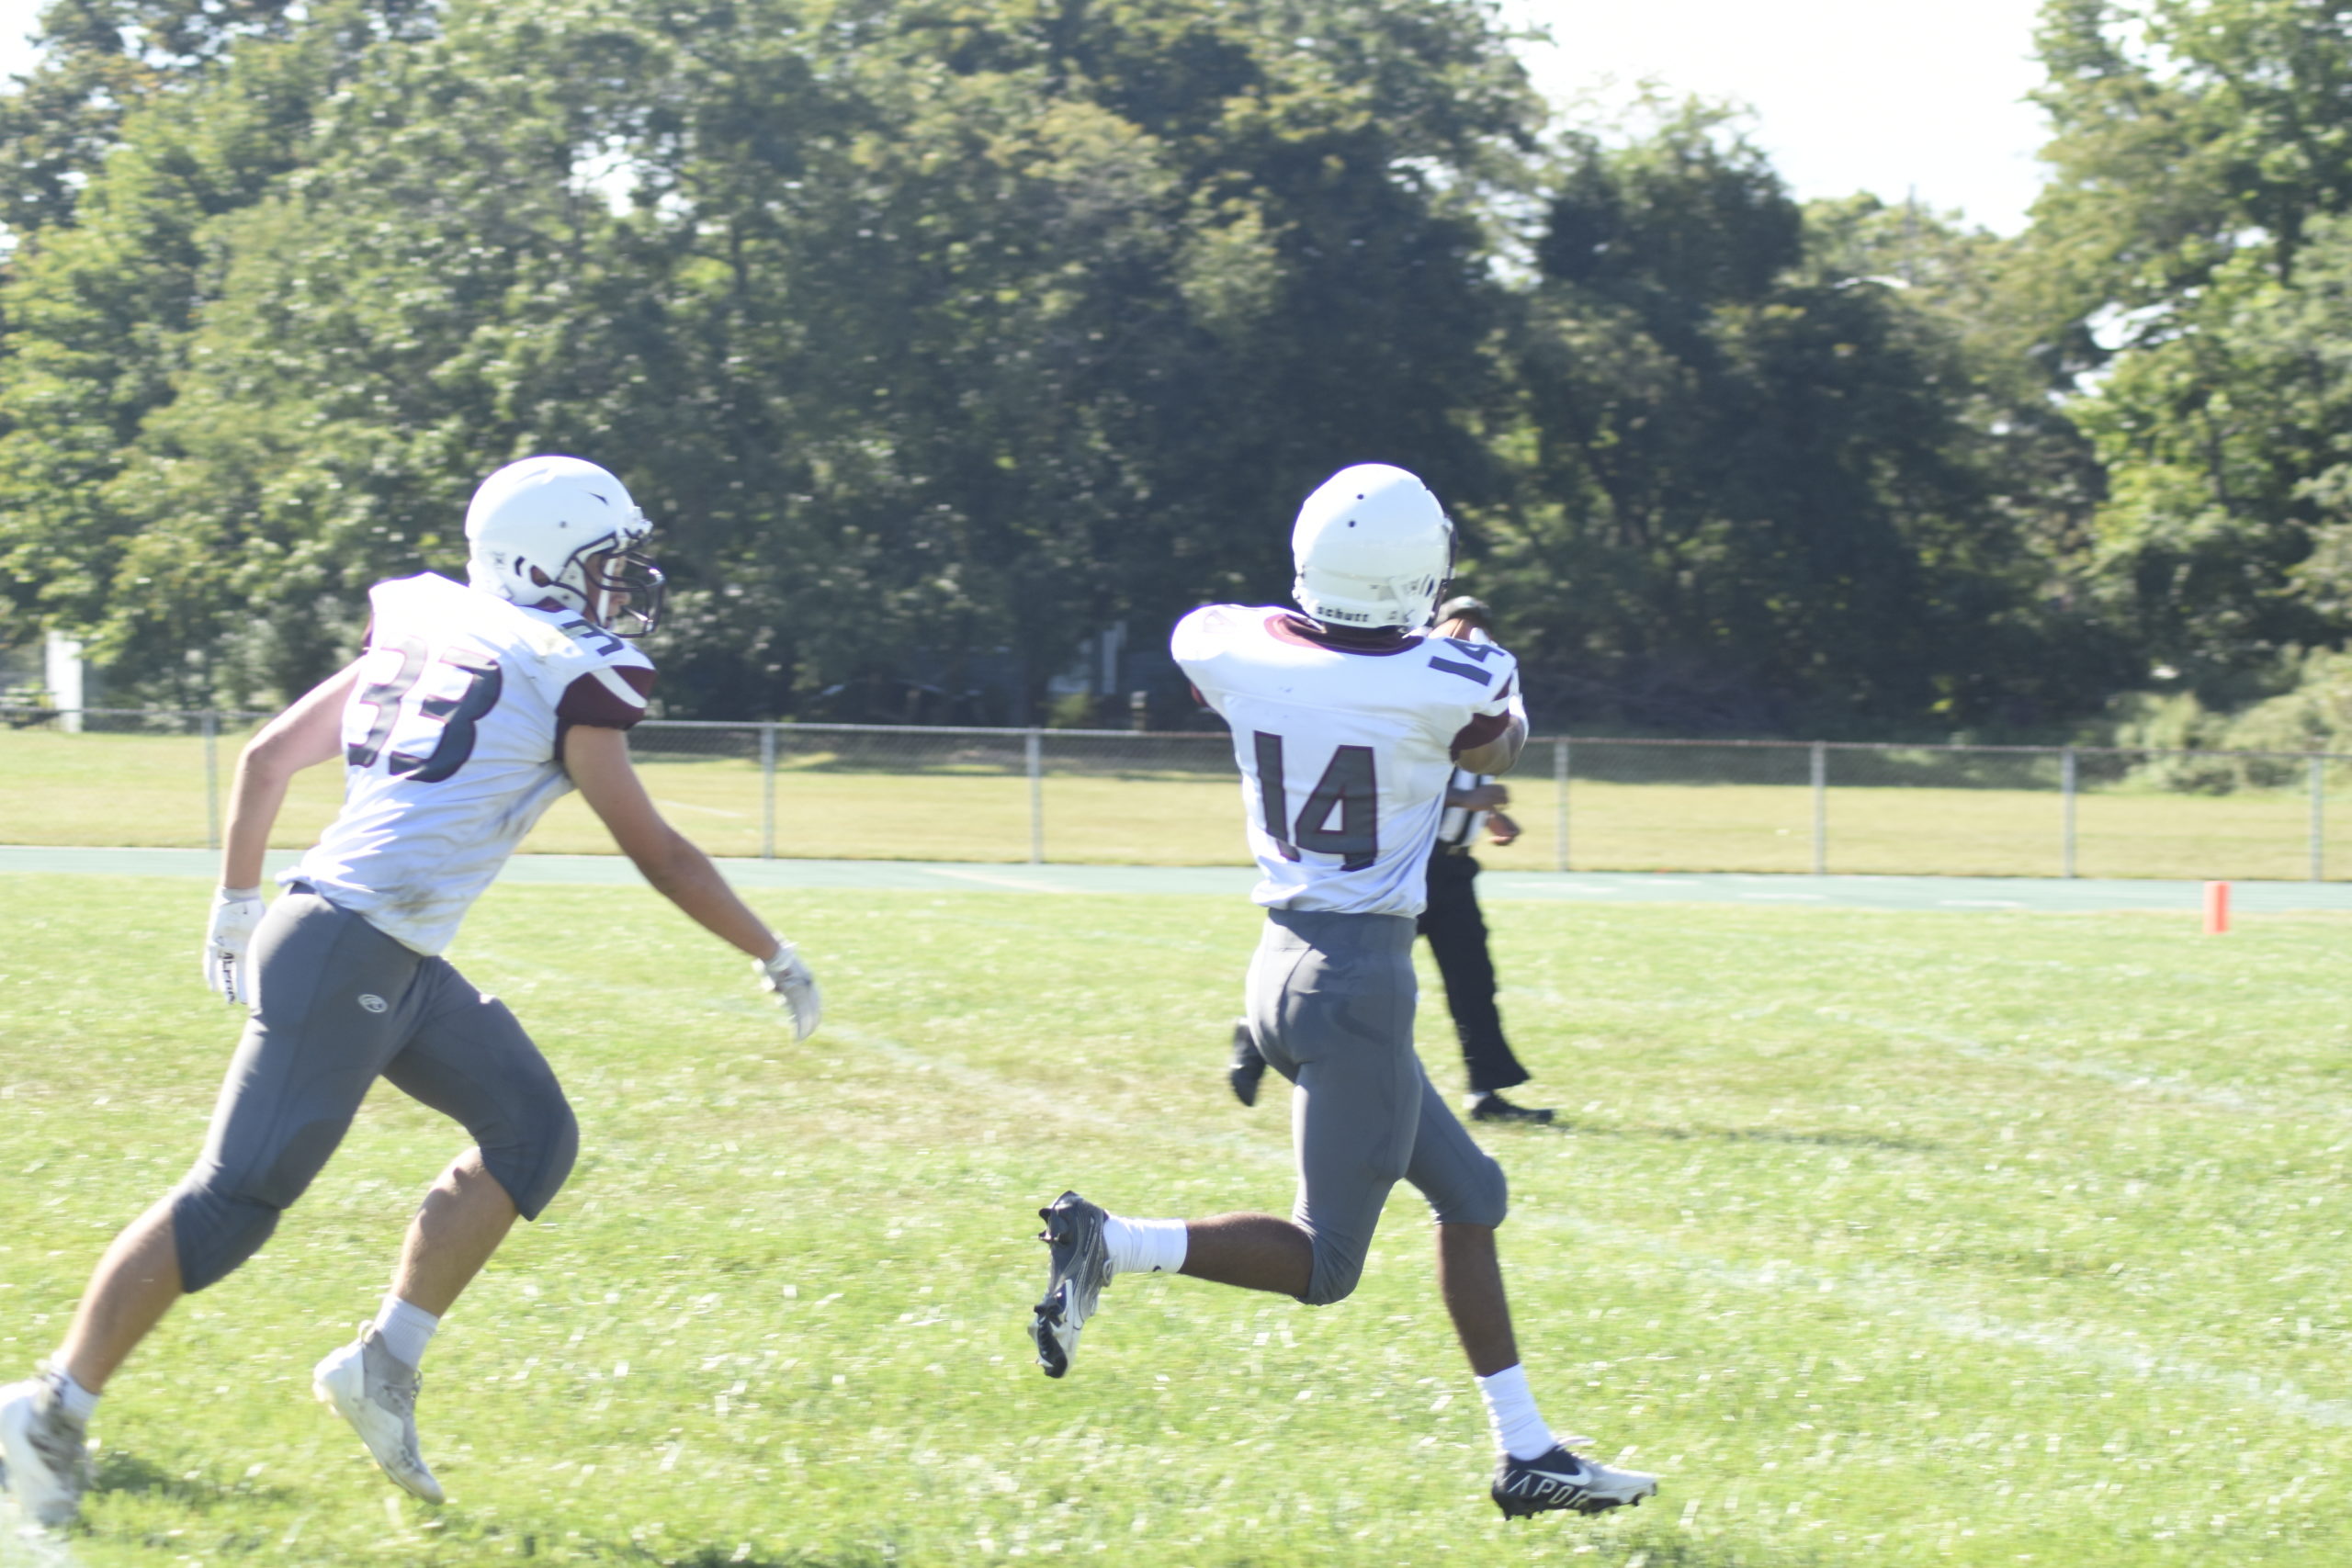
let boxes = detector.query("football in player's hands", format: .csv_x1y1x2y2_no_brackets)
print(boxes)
202,886,266,1006
754,938,822,1042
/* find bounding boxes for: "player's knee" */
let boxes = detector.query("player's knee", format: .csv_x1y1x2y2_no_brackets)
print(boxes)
167,1115,348,1292
484,1091,578,1221
1436,1154,1510,1229
1301,1244,1368,1307
168,1179,282,1294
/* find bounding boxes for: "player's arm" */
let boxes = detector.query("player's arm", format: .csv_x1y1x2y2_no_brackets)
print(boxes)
564,724,821,1039
1446,783,1510,810
201,660,366,1003
219,660,362,890
1453,711,1525,776
1452,644,1529,773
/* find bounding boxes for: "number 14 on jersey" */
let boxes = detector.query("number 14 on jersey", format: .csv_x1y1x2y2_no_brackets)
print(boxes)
1252,732,1378,871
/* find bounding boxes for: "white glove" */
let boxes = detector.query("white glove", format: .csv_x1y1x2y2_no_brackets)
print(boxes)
202,886,265,1006
753,938,821,1042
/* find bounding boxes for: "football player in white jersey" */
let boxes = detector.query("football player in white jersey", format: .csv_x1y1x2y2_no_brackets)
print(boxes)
1027,465,1657,1520
0,457,821,1528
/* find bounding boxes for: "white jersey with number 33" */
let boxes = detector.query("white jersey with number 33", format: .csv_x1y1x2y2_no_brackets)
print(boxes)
1174,604,1520,918
288,572,655,955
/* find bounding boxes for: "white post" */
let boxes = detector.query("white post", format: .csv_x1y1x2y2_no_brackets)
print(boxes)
2062,746,2078,880
760,723,777,861
1553,738,1569,873
1026,728,1044,865
1099,621,1125,699
2311,753,2325,883
1810,741,1827,875
202,711,221,852
44,629,84,734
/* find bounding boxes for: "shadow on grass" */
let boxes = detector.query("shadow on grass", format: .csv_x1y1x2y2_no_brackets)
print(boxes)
578,1551,885,1568
661,1553,888,1568
1516,1119,1938,1154
1595,1525,1847,1568
643,1538,1806,1568
91,1449,298,1512
414,1519,899,1568
1915,1245,2129,1279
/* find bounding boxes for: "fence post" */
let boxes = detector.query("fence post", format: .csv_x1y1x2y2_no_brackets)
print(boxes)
1026,728,1045,865
2062,746,2078,880
2311,753,2325,883
1809,740,1826,875
760,723,777,861
201,710,221,852
1553,738,1570,874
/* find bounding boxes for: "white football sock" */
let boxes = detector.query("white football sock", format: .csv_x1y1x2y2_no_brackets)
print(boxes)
369,1296,441,1369
45,1362,99,1423
1102,1216,1189,1279
1476,1363,1555,1461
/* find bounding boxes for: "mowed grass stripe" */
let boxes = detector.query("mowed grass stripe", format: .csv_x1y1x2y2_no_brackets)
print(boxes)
0,878,2346,1565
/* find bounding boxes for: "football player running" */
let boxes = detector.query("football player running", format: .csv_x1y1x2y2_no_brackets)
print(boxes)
1027,465,1657,1521
0,457,820,1528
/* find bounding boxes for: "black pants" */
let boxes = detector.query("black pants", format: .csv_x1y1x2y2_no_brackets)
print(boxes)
1416,850,1532,1094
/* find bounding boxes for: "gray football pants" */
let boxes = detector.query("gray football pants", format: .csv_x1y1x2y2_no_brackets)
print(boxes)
170,889,578,1292
1244,908,1509,1307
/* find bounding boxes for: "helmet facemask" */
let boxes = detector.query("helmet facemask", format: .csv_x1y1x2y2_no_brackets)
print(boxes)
576,541,666,637
514,528,665,637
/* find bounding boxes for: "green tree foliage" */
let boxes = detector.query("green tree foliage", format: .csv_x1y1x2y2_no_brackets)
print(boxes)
2069,215,2352,689
0,0,2138,734
3,0,1541,714
2030,0,2352,356
0,5,412,701
1489,108,2124,730
2027,1,2352,705
0,1,304,240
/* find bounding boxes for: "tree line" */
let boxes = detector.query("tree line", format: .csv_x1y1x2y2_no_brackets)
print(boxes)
3,0,2349,746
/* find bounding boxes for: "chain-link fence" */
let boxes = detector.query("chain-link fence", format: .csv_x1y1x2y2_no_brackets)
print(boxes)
6,708,2351,879
1546,738,2346,882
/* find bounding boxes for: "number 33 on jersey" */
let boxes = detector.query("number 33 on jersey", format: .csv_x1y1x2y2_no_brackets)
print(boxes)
1173,604,1521,919
293,572,655,954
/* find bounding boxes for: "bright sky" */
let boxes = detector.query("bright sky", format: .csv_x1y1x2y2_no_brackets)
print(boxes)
1497,0,2054,233
0,0,2053,233
0,1,32,82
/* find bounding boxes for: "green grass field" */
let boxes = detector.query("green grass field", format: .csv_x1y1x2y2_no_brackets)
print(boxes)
10,726,2352,880
1,875,2346,1565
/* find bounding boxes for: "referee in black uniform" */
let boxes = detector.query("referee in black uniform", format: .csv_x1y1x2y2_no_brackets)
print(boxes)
1417,596,1551,1122
1227,595,1553,1123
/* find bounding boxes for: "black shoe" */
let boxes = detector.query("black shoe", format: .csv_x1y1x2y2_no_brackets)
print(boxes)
1469,1091,1555,1124
1492,1440,1658,1517
1227,1020,1267,1107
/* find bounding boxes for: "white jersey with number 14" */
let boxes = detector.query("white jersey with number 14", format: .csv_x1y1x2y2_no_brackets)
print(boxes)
1173,604,1520,918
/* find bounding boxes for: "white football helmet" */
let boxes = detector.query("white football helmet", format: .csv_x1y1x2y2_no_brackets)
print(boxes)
464,456,665,635
1291,464,1453,629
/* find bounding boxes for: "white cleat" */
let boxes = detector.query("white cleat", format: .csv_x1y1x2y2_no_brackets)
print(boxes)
0,1367,94,1529
312,1328,444,1504
1491,1436,1659,1517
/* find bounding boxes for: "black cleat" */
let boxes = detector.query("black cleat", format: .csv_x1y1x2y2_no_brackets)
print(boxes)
1469,1091,1555,1124
1492,1440,1658,1517
1030,1190,1112,1379
1227,1020,1267,1107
